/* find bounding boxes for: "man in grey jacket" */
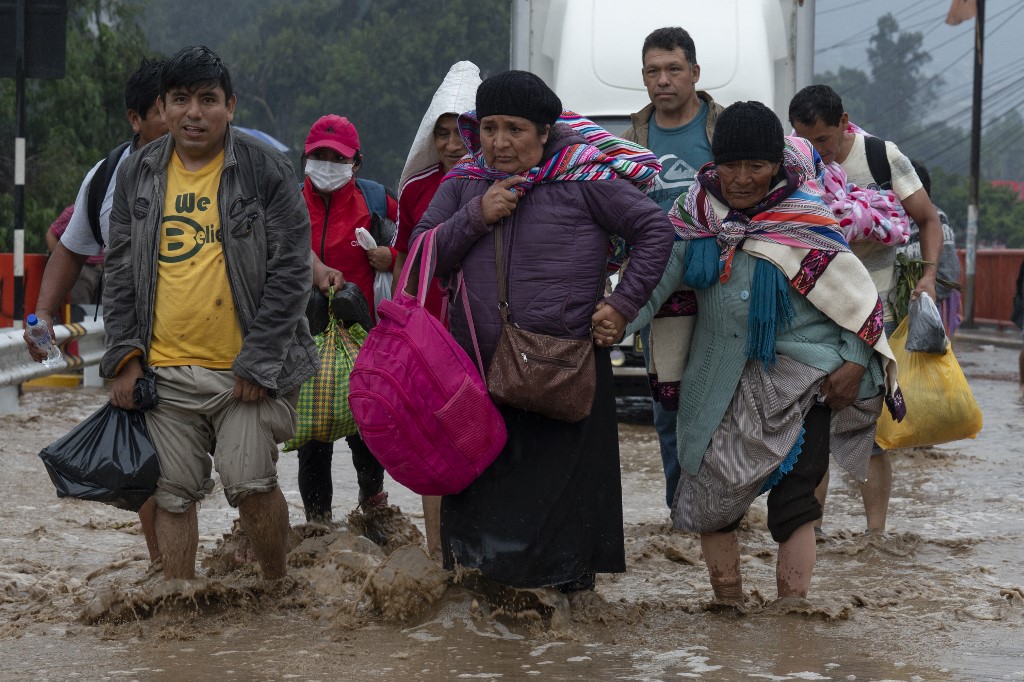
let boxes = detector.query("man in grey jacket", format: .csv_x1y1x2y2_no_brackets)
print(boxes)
621,27,724,508
103,46,317,580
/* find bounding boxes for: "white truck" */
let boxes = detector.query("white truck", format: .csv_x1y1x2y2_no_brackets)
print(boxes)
509,0,816,397
510,0,815,132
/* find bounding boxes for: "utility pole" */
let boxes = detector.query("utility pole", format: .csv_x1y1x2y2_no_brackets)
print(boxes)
13,0,27,328
963,0,984,328
2,0,68,327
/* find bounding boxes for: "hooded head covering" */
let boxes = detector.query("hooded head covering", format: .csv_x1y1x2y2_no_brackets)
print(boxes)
399,61,482,190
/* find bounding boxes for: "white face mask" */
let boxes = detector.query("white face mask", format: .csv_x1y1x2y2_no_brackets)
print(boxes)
306,159,353,193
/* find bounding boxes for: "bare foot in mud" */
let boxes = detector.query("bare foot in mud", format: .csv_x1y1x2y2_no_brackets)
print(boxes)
861,529,920,556
766,595,816,614
263,574,300,594
133,557,165,584
700,583,765,616
703,596,751,615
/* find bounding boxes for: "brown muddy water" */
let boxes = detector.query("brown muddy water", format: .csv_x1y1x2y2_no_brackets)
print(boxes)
1,340,1021,681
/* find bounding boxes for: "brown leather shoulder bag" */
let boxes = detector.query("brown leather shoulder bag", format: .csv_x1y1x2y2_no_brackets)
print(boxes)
486,220,596,423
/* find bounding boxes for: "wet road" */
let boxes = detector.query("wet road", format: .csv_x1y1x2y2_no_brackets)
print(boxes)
0,339,1021,681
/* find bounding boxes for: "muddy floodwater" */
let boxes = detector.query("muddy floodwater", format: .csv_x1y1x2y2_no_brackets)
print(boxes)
1,340,1022,681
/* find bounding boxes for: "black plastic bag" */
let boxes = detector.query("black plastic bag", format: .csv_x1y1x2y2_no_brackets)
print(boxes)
38,403,159,512
133,367,159,410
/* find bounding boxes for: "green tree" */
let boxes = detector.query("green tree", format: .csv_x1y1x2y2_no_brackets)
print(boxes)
814,65,870,126
981,109,1024,182
0,0,152,254
220,0,509,187
931,167,1024,248
309,0,510,186
898,122,970,177
864,13,941,143
132,0,283,56
815,14,942,143
813,13,1024,239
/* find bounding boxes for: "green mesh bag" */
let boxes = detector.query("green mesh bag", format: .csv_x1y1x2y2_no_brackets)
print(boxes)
284,293,366,451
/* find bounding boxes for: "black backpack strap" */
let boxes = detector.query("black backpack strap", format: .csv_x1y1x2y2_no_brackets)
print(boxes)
864,135,892,191
86,140,132,248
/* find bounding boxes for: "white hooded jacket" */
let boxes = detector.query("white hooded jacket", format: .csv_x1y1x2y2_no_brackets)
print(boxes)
398,61,482,191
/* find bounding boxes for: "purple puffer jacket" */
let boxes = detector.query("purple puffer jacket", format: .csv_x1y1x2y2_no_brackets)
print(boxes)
411,125,673,367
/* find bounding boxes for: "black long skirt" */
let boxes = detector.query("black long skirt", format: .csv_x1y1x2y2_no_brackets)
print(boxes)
440,348,625,588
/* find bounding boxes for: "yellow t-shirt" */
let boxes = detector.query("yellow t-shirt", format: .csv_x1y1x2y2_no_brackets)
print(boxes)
149,150,243,368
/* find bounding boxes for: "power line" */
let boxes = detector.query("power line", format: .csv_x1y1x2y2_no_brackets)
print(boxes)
916,15,949,41
916,89,1024,168
837,2,1022,104
984,82,1024,120
820,0,1020,91
895,71,1024,146
815,0,943,54
818,0,890,17
931,58,1019,103
891,81,1024,163
908,2,1024,120
834,18,974,91
992,122,1024,159
815,12,941,54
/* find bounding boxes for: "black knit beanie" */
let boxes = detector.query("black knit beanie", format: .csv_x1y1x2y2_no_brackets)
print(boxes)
476,70,562,126
712,101,785,164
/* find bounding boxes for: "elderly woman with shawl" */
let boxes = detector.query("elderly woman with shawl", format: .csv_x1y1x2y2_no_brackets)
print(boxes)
411,71,672,592
620,101,904,605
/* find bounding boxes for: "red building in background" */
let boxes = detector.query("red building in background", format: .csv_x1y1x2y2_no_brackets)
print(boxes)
992,180,1024,201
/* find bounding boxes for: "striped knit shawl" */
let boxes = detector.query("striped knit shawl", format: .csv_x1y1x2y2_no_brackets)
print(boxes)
670,136,850,282
444,110,660,270
444,110,661,193
653,136,904,420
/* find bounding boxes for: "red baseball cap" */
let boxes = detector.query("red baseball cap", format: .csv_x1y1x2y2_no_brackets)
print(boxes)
304,115,360,158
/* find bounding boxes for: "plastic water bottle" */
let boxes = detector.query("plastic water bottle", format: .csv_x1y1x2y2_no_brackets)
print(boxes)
26,314,63,369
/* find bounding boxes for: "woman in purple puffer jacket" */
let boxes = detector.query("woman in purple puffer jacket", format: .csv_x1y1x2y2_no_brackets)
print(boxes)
411,71,672,593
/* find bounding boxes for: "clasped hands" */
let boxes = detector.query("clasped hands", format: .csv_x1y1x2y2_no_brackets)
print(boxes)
591,300,626,348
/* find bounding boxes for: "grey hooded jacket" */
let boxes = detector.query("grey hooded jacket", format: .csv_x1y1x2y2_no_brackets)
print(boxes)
101,127,318,395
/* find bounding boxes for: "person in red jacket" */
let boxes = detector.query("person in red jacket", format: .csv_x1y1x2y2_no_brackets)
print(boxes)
393,62,481,324
300,115,398,523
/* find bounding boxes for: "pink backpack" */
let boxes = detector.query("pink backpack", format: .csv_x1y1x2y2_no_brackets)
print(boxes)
348,228,507,496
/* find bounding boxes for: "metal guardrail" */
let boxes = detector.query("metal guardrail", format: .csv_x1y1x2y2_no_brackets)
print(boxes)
0,320,105,385
0,320,106,415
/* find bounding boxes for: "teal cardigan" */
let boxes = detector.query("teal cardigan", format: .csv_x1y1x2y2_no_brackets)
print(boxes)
627,241,885,476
